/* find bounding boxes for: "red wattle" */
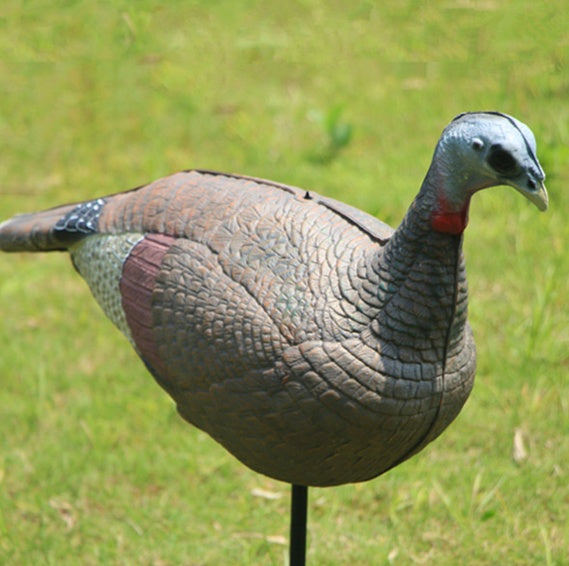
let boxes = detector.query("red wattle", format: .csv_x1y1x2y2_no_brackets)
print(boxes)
431,195,470,235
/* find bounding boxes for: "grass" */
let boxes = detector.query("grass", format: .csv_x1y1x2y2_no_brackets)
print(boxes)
1,1,568,564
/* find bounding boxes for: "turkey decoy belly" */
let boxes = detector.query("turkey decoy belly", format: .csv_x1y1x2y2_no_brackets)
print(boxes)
0,112,548,487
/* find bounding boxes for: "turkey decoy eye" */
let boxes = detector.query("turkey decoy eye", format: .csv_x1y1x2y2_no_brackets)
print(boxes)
487,145,518,175
472,138,484,151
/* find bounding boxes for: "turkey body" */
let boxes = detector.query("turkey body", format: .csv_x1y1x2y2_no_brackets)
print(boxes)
0,171,475,486
0,112,547,486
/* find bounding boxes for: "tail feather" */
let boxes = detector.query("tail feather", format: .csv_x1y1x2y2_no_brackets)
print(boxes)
0,203,86,252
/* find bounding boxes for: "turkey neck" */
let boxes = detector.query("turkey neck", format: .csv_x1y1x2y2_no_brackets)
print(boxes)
366,177,468,367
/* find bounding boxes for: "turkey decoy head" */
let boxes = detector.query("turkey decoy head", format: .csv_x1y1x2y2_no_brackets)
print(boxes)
429,111,548,234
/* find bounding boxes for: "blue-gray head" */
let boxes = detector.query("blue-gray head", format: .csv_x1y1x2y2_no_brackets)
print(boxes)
430,112,548,234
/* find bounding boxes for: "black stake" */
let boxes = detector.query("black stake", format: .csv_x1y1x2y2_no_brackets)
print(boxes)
289,484,308,566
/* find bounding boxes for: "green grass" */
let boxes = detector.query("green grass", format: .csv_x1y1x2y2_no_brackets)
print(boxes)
1,1,568,564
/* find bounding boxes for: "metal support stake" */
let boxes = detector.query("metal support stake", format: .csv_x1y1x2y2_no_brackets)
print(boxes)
289,484,308,566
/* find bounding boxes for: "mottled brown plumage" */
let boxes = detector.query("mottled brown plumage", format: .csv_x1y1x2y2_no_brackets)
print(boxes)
0,113,547,486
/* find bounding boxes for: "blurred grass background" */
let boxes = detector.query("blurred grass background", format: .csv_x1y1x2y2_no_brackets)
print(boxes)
0,1,568,564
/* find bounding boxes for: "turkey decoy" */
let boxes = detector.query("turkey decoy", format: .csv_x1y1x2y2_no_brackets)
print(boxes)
0,112,548,564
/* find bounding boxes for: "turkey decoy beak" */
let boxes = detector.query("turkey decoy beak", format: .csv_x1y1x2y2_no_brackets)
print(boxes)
517,179,548,212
